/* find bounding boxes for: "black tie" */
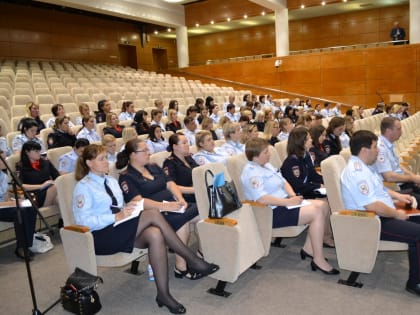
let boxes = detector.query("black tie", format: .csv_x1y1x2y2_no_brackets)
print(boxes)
104,179,119,213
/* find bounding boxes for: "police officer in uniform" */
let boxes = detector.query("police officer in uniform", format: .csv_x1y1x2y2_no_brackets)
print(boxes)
57,138,89,174
374,117,420,208
192,131,228,166
341,130,420,296
163,133,198,203
220,122,244,157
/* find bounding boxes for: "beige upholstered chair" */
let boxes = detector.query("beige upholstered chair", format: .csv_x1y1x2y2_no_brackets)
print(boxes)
226,153,308,248
55,173,148,276
149,151,170,168
274,140,288,164
192,162,269,296
321,155,407,287
46,146,72,170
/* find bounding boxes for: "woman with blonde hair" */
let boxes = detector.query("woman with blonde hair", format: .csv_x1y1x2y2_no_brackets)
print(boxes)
193,130,227,165
75,103,91,126
74,143,218,314
103,112,124,138
263,120,281,146
214,116,230,140
17,102,46,133
241,123,259,144
220,122,244,156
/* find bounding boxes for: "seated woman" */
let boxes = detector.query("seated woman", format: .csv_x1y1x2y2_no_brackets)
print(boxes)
240,123,259,145
103,112,125,138
76,115,101,143
197,107,209,125
209,104,220,125
57,138,90,175
309,125,328,168
340,115,354,149
163,133,198,203
193,130,228,166
75,103,91,126
118,101,136,121
280,128,334,247
47,116,77,149
262,120,280,146
102,134,118,164
200,117,217,141
73,144,218,314
220,122,244,156
278,117,294,142
214,116,230,140
95,99,111,124
131,110,150,135
117,139,204,281
150,109,165,131
146,125,169,154
323,117,345,156
46,104,75,129
165,109,182,133
0,125,12,157
241,138,339,275
0,150,37,260
119,127,138,152
12,118,46,154
19,141,58,208
17,102,46,133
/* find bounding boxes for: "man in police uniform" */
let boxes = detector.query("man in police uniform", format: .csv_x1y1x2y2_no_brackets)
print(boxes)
341,130,420,296
374,117,420,208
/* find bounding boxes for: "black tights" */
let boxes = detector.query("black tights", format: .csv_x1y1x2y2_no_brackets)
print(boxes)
134,210,208,308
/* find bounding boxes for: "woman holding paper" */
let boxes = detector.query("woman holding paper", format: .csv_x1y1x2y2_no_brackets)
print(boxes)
280,127,334,248
73,144,218,314
116,139,201,281
241,138,338,275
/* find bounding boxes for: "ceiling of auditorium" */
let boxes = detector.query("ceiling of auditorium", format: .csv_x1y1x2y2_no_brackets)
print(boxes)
34,0,409,38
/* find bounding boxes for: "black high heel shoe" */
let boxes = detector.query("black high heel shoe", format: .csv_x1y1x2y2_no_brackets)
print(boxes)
174,267,201,280
300,249,313,260
310,260,339,275
155,296,186,314
189,263,219,278
15,248,34,261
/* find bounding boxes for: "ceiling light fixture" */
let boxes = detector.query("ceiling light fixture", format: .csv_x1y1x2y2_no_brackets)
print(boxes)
343,0,347,2
321,1,326,5
154,30,158,35
261,11,266,16
300,4,305,9
227,17,231,22
167,28,171,32
210,20,214,24
244,14,248,19
195,23,199,27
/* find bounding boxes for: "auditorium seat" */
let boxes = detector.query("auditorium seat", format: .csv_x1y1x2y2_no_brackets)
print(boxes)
192,162,269,296
321,155,407,288
55,173,148,276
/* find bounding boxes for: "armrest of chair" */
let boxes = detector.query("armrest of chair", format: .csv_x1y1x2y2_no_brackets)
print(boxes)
331,211,380,273
60,226,98,275
242,200,273,256
196,204,266,283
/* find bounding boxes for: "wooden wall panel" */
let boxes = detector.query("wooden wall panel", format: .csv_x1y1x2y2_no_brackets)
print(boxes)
0,2,178,70
185,44,420,113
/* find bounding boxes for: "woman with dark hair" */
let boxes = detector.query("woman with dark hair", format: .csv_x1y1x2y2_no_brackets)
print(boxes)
323,117,345,156
132,110,150,135
163,133,198,203
103,112,125,138
309,125,328,168
165,109,182,133
73,144,218,314
95,99,111,123
204,96,214,110
19,141,59,208
118,101,136,121
241,138,338,274
117,139,209,282
46,104,75,129
284,106,298,123
12,118,45,154
47,116,77,149
197,107,209,125
168,100,179,113
0,150,37,260
17,102,46,133
194,98,204,111
209,104,220,125
76,115,101,143
146,125,169,154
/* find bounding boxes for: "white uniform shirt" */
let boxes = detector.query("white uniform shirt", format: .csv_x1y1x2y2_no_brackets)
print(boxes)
58,150,78,174
76,127,101,143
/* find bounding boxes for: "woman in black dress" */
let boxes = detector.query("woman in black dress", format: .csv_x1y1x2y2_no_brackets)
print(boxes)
163,133,198,203
117,139,202,281
47,116,76,149
19,141,59,207
309,125,328,168
103,112,124,138
131,110,150,135
323,117,345,156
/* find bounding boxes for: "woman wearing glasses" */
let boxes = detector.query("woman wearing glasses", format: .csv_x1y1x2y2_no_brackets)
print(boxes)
116,139,203,281
73,144,218,314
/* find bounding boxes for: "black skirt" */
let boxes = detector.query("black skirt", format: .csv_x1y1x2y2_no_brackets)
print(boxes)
161,203,198,231
92,214,140,255
272,206,300,228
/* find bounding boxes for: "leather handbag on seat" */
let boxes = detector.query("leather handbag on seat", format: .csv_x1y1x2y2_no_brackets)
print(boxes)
60,267,103,315
205,170,242,219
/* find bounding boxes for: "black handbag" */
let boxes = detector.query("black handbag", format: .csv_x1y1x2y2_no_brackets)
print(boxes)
205,170,242,219
61,267,103,315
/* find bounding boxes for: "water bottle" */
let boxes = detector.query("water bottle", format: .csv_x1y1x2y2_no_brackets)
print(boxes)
147,264,155,281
